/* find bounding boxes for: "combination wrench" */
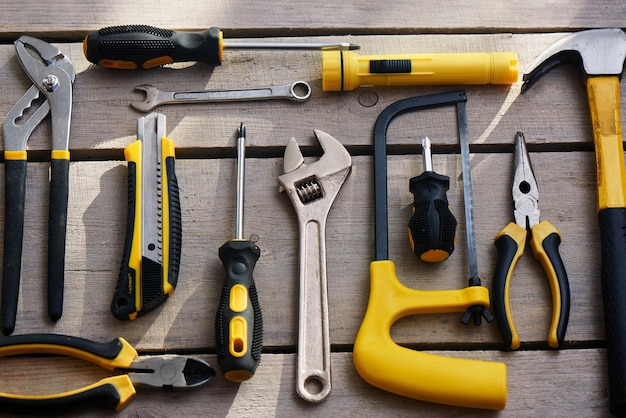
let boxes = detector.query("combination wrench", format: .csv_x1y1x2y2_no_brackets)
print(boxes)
131,81,311,112
278,130,352,403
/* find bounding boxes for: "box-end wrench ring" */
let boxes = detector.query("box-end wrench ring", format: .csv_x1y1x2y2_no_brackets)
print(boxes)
131,81,311,112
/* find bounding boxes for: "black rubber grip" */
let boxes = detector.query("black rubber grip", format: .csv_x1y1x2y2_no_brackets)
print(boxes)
492,233,518,350
370,59,411,73
1,160,27,335
408,171,456,261
598,208,626,416
538,232,570,347
0,333,125,359
48,158,69,322
215,240,263,381
84,25,222,68
0,382,123,414
166,156,181,290
112,161,138,320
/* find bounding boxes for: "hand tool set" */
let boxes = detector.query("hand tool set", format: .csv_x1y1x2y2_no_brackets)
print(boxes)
3,23,622,415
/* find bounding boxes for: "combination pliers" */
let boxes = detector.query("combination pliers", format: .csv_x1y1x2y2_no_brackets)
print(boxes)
0,333,215,413
491,132,570,350
2,36,75,334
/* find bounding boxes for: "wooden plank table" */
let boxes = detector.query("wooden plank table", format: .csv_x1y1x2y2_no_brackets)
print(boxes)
0,1,624,416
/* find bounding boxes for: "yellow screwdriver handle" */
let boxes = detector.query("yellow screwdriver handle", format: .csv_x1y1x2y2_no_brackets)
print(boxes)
353,260,507,410
322,51,518,91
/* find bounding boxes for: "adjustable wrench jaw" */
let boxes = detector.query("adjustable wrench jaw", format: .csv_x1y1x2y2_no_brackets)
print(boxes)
278,129,352,218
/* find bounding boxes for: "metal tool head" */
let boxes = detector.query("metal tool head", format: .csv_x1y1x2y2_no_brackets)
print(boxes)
522,28,626,92
132,84,161,112
14,36,75,151
15,36,76,84
278,130,351,221
129,355,215,388
512,132,540,229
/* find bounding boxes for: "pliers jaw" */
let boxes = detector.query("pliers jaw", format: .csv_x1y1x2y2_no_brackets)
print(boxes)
512,131,540,230
14,35,75,152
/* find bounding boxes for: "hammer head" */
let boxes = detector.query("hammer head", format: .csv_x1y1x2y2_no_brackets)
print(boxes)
522,28,626,92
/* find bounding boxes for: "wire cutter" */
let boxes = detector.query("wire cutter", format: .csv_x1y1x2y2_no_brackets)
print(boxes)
491,132,570,350
0,333,215,413
2,36,75,335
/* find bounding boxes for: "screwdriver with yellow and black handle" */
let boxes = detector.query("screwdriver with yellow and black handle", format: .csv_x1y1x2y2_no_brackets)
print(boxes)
215,123,263,382
408,137,457,262
83,25,359,69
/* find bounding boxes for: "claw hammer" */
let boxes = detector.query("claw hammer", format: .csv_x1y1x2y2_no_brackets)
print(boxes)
522,28,626,416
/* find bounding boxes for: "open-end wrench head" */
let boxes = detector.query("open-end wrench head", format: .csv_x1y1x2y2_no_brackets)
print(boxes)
132,84,160,112
522,28,626,92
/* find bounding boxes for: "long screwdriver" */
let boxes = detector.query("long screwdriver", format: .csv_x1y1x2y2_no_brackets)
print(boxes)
408,137,457,262
215,123,263,382
83,25,360,70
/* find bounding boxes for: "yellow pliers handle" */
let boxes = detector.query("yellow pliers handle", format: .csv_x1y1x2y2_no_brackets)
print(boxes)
0,334,138,413
492,221,570,350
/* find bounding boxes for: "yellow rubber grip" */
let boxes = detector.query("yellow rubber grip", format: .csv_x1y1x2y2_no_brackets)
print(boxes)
160,136,176,297
4,150,27,161
322,51,519,91
586,76,626,210
529,221,570,349
493,222,527,350
353,260,507,410
51,150,70,160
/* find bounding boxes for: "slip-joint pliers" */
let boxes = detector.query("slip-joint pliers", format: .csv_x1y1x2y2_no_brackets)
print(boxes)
491,132,570,350
0,333,215,413
2,36,75,334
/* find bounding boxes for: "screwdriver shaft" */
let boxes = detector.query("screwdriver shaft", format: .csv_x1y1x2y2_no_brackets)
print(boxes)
236,123,246,240
224,41,359,51
421,137,433,172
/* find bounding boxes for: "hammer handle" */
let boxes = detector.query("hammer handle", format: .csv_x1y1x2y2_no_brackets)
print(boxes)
587,76,626,416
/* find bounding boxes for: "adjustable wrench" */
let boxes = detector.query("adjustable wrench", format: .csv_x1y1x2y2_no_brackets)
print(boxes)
278,130,351,403
131,81,311,112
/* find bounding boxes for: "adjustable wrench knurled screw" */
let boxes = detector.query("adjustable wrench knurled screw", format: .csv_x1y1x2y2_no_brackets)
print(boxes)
278,130,352,403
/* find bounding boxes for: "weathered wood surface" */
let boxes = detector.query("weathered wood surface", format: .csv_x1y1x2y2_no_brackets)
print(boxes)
0,1,622,417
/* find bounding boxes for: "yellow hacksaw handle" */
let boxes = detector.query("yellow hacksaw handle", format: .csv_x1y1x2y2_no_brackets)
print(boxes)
353,260,507,410
322,50,518,91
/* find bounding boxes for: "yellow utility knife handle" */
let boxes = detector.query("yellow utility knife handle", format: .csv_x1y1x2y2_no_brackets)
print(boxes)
492,222,526,350
112,136,182,320
353,260,507,410
0,334,138,413
322,50,519,91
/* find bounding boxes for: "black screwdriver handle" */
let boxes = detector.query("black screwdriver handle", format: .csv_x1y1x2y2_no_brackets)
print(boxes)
216,240,263,382
83,25,223,69
408,171,457,262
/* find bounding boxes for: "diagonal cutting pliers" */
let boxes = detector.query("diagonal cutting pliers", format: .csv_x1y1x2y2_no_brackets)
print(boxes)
0,333,215,413
491,132,570,350
2,36,75,334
